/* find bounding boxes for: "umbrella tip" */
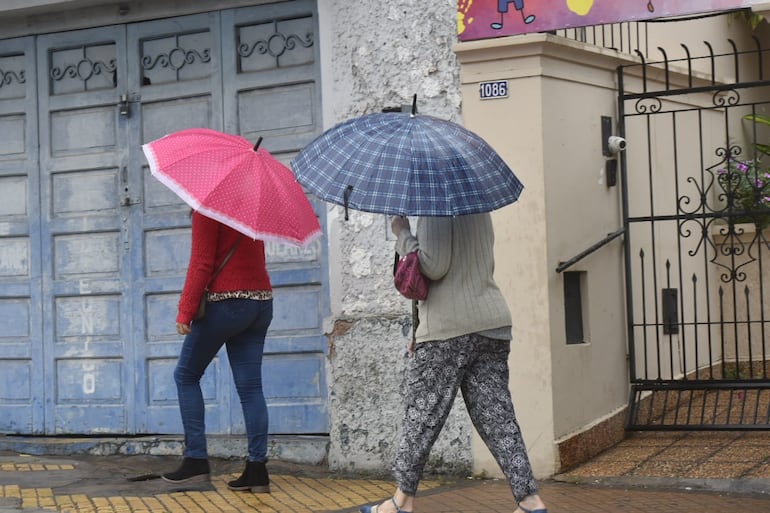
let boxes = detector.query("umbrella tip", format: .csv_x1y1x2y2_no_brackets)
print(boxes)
411,94,417,117
253,136,263,151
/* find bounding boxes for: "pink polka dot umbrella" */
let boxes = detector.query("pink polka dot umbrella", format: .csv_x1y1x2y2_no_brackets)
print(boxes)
142,128,322,248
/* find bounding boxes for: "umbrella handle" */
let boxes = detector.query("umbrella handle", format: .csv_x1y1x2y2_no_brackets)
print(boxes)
343,185,353,221
394,251,400,276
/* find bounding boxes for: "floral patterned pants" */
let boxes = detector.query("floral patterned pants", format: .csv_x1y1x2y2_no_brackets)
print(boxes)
393,334,539,501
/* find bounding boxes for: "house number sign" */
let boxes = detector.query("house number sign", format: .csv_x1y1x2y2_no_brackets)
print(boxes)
479,80,508,99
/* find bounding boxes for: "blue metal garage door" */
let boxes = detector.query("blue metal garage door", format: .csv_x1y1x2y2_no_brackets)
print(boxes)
0,0,328,436
0,35,43,433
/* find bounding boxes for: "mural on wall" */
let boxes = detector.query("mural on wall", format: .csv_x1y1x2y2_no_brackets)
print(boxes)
457,0,750,41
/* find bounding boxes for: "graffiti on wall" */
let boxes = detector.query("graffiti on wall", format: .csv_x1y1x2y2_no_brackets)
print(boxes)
457,0,750,41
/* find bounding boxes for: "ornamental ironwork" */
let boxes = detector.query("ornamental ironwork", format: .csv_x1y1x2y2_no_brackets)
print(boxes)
141,47,211,71
0,68,25,89
633,97,662,114
238,32,313,59
713,88,740,107
50,57,117,82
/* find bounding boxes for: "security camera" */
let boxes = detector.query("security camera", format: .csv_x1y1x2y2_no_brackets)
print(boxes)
607,136,627,154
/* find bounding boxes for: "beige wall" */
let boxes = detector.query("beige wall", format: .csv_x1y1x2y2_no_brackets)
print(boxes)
457,35,631,477
457,38,556,477
541,55,629,438
455,10,767,476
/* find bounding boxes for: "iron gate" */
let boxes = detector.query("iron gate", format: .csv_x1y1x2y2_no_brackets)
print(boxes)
620,40,770,430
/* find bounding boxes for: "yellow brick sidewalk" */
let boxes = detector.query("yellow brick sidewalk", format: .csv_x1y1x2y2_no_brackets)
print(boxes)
2,453,770,513
0,456,444,513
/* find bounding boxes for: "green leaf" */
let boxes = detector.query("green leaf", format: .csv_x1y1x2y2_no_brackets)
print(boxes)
743,113,770,126
756,143,770,157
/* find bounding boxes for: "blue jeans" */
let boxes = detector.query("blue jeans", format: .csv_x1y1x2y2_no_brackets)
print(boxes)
174,298,273,462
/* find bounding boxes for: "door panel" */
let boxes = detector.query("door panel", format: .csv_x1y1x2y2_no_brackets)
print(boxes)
222,1,328,434
128,11,228,434
37,26,132,433
0,36,42,434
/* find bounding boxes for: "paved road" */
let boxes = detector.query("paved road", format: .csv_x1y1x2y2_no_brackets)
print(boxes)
1,452,769,513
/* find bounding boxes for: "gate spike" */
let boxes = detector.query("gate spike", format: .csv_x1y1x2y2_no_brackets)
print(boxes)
657,46,670,91
680,44,693,88
704,41,716,85
728,39,739,83
753,36,764,80
633,50,648,93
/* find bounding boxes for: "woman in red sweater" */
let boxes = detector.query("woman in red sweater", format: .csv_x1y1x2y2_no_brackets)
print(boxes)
161,211,273,493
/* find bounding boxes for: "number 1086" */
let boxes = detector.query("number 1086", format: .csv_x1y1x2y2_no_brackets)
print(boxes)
479,80,508,99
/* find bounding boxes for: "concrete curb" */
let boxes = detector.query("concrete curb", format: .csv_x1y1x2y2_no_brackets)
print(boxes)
552,473,770,498
0,434,329,465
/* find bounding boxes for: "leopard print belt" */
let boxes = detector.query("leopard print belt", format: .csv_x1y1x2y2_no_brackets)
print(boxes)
206,290,272,302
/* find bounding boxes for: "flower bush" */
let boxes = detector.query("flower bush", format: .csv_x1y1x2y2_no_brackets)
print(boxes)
716,159,770,228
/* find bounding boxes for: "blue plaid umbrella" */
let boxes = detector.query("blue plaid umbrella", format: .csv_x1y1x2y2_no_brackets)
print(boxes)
291,106,523,218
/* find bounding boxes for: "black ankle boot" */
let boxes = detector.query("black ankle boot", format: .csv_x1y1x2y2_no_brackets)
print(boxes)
227,460,270,493
161,457,210,483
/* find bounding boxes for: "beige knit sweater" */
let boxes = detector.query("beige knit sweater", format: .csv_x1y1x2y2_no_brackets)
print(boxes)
395,213,512,344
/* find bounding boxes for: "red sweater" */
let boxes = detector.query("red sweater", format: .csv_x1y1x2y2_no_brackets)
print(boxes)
177,211,271,323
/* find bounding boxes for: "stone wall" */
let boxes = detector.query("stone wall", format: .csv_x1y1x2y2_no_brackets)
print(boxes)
317,2,473,475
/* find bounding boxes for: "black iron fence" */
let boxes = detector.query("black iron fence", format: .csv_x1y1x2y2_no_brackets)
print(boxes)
618,40,770,429
554,21,649,57
554,8,748,60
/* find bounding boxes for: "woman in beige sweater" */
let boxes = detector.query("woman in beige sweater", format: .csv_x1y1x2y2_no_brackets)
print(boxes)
359,213,547,513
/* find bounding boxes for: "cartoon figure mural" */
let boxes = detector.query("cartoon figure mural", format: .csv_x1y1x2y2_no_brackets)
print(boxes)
458,0,746,42
491,1,536,30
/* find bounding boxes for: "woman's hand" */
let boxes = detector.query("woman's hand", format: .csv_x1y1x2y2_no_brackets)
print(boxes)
391,216,410,237
176,322,191,335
